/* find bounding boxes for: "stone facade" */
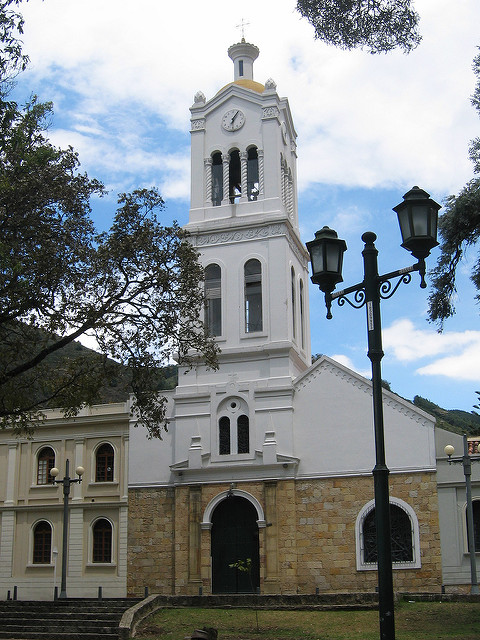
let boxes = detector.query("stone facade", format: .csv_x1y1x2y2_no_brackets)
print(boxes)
127,472,442,597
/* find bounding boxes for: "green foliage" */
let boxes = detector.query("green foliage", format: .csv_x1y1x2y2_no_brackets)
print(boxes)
228,558,252,573
228,559,259,631
470,51,480,174
428,47,480,326
0,0,29,95
0,3,218,437
296,0,421,54
413,395,480,436
427,178,480,324
473,390,480,416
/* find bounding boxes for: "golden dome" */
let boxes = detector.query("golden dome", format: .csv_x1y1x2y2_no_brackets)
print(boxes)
217,78,265,95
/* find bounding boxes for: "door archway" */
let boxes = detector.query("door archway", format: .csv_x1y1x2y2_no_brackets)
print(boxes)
211,495,260,593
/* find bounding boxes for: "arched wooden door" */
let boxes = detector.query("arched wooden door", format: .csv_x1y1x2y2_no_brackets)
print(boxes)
211,495,260,593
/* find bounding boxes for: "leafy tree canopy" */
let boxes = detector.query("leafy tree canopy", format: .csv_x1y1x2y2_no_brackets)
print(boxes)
428,49,480,327
296,0,421,54
0,0,28,94
0,1,218,437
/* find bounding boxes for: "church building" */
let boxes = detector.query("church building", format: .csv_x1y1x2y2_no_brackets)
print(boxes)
126,40,442,596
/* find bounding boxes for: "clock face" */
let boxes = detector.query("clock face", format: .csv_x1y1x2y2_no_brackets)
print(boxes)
222,109,245,131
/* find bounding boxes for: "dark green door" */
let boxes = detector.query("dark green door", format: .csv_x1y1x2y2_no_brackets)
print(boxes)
211,496,260,593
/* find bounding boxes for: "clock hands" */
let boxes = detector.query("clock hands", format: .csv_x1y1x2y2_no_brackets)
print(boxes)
222,109,244,130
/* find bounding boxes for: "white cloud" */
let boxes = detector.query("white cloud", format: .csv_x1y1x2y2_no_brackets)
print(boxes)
11,0,480,409
17,0,480,198
382,319,480,381
330,354,371,379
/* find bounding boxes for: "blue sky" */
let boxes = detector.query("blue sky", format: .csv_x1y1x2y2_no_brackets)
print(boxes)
12,0,480,412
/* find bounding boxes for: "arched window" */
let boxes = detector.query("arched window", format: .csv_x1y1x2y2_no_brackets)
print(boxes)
247,147,259,201
37,447,55,485
212,152,223,206
237,415,250,454
92,519,112,563
95,443,114,482
244,259,262,333
229,149,241,203
219,416,231,455
291,267,296,340
363,504,413,563
467,499,480,552
205,263,222,336
299,279,305,350
33,521,52,564
217,398,251,457
356,498,420,570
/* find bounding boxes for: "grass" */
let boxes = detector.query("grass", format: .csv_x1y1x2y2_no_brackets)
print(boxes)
136,601,480,640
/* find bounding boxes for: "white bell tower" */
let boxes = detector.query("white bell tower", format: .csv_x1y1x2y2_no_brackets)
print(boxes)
182,39,311,387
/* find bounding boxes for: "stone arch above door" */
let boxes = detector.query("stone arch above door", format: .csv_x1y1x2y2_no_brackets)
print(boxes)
201,488,266,530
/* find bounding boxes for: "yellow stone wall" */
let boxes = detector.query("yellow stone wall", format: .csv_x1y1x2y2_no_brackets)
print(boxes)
127,487,175,595
127,472,442,596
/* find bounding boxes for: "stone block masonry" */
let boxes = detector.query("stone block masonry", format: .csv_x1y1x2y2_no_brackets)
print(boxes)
127,472,442,596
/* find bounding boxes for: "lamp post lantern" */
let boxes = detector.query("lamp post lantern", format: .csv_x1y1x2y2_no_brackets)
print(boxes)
50,459,84,599
444,435,480,594
307,187,440,640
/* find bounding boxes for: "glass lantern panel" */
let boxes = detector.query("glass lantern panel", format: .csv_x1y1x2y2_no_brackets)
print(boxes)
411,205,429,236
309,243,325,276
397,208,411,242
326,243,342,273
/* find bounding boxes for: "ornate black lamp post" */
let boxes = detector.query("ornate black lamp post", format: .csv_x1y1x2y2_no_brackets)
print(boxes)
307,186,441,640
444,435,480,594
50,459,84,599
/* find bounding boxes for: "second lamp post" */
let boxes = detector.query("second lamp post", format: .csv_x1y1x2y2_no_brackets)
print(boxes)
50,459,84,599
307,186,440,640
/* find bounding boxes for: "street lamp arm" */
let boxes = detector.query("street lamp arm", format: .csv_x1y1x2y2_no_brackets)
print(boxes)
327,260,424,319
379,272,412,301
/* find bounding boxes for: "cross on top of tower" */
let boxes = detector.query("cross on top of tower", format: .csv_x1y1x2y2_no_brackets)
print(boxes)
236,18,250,42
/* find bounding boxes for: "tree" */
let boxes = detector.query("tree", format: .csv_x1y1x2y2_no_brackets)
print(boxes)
0,0,29,94
0,3,218,437
296,0,421,54
428,49,480,327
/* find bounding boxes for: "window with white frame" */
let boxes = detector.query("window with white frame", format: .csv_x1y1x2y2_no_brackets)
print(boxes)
299,279,305,350
355,497,421,570
33,520,52,564
37,447,55,485
92,518,113,563
95,443,114,482
467,499,480,552
244,259,262,333
217,397,250,457
291,267,296,340
205,263,222,337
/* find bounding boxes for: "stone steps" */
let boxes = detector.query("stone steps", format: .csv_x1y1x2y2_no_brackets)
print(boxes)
0,598,140,640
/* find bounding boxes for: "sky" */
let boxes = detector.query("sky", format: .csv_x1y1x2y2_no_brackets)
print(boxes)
11,0,480,413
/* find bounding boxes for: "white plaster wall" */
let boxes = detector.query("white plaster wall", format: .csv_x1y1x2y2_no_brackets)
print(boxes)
127,392,175,487
293,357,436,478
